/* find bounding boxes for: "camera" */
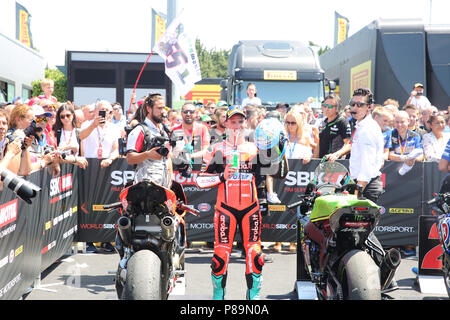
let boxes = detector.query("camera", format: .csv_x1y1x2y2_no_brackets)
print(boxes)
0,166,41,204
24,120,43,142
149,136,170,157
43,145,71,159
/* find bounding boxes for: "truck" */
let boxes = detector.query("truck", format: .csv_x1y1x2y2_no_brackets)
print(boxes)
221,40,326,110
319,18,450,109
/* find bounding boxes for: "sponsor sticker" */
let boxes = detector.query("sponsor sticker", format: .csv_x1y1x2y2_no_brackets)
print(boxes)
389,208,414,214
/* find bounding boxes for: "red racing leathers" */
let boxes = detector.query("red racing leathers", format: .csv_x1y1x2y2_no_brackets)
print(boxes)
196,138,287,299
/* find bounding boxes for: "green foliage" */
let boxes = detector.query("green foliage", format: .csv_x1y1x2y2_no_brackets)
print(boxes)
195,39,230,78
31,69,67,101
308,41,331,56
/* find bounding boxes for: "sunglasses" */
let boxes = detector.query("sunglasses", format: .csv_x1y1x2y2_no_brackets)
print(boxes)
182,110,195,114
60,114,72,120
349,101,368,108
286,121,297,126
36,117,49,123
322,103,336,109
43,104,58,111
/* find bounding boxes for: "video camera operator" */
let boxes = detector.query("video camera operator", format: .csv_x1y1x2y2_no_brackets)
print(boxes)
126,93,172,187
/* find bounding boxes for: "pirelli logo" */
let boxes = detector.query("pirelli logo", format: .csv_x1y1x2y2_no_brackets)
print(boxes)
268,205,286,211
389,208,414,214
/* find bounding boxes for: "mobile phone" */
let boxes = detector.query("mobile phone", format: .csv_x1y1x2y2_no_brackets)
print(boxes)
99,110,106,118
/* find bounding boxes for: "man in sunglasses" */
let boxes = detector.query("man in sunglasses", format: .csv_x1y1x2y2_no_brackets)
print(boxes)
348,88,400,293
171,102,210,173
29,105,54,156
318,95,351,161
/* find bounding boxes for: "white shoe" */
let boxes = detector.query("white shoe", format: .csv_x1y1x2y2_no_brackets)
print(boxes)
267,193,281,204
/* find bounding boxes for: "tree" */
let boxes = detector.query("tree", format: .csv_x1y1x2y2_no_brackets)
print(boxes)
31,68,67,101
195,39,230,78
308,41,331,56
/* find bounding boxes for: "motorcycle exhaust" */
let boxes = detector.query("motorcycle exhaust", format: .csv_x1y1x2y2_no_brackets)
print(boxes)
161,216,176,242
117,216,132,246
380,248,401,290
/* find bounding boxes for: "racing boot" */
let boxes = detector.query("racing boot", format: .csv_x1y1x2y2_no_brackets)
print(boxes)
211,273,227,300
245,272,263,300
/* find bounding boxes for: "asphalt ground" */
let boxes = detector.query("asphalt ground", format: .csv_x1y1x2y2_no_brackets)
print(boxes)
22,242,449,301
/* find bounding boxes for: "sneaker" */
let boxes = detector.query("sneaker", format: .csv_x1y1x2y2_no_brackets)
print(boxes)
267,193,281,204
101,242,115,253
289,243,297,252
272,242,282,252
86,243,98,253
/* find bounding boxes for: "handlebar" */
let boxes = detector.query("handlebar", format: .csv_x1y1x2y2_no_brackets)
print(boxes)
177,201,200,216
103,202,123,211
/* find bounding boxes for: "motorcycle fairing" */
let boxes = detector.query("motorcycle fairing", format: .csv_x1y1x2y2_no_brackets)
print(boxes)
310,194,378,223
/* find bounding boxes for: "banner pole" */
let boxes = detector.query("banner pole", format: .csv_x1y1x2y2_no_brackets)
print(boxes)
128,51,155,119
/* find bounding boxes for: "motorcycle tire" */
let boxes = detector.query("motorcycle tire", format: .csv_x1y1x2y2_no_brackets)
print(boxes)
123,250,162,300
338,249,381,300
444,256,450,298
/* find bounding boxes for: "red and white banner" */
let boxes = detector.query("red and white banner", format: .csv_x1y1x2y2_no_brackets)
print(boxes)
153,9,202,96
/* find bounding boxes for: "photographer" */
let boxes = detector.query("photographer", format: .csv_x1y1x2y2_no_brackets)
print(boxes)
0,109,32,178
79,100,120,168
126,93,172,187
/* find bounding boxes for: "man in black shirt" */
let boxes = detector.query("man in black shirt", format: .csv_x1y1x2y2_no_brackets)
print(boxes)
318,95,352,161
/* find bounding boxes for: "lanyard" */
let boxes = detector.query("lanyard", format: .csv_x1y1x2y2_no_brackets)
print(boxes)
398,131,409,155
288,134,298,158
96,127,104,149
63,128,74,145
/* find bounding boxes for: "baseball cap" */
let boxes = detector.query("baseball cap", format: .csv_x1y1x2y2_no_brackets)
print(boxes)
217,100,228,107
414,83,424,88
32,105,53,117
226,105,246,119
201,114,212,122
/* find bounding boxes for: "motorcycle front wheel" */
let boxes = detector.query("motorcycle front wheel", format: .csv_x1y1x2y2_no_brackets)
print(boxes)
338,249,381,300
123,250,162,300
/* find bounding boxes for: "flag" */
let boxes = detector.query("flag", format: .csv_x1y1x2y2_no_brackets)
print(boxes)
153,9,202,97
334,11,349,47
151,9,166,50
16,2,33,48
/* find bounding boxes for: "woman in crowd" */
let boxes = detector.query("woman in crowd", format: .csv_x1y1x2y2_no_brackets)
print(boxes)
272,110,314,253
422,114,450,162
52,103,88,169
0,109,32,177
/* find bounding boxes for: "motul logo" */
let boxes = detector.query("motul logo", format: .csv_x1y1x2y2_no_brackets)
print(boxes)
0,199,18,229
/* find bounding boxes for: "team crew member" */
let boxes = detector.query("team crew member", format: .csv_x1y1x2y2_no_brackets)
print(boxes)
349,88,399,292
126,93,172,187
318,95,352,161
196,105,286,300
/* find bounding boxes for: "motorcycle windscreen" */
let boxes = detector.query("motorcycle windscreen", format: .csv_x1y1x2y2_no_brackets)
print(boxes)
125,180,174,215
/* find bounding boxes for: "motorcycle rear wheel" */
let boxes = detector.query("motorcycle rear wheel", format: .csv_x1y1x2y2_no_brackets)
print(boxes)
123,250,162,300
339,249,381,300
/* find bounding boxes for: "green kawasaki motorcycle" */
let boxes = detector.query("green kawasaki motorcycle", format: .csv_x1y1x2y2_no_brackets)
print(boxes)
288,161,400,300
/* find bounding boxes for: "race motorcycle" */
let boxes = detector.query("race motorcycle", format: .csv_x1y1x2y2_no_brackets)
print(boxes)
288,160,400,300
104,179,199,300
426,192,450,297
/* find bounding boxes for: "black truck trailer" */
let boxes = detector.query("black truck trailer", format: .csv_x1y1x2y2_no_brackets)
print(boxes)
319,18,450,109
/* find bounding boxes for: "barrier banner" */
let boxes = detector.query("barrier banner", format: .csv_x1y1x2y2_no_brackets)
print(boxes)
422,161,448,215
40,164,79,272
0,187,31,299
375,160,422,246
75,159,134,242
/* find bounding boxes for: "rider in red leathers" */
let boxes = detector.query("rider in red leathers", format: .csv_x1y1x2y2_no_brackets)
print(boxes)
196,105,287,300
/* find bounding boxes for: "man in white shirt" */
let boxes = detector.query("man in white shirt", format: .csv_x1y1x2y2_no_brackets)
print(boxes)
79,100,120,168
349,88,384,201
349,87,400,293
405,83,431,113
241,83,262,106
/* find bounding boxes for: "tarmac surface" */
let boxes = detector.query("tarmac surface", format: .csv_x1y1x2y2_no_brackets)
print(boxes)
23,242,449,301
